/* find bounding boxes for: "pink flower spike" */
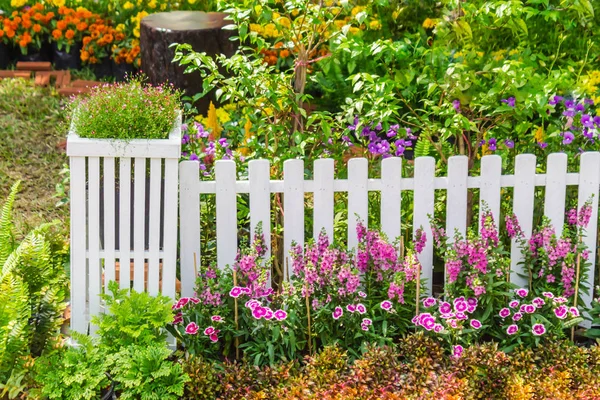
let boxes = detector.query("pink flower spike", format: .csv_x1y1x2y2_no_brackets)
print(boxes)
203,326,215,336
229,287,243,298
532,323,546,336
506,324,519,335
380,300,393,311
185,322,199,335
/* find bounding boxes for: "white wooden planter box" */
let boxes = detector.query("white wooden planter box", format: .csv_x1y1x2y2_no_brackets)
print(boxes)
66,113,182,335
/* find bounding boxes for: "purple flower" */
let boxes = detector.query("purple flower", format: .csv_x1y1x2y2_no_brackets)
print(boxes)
185,322,199,335
423,297,437,308
499,308,511,318
211,315,224,322
563,109,576,117
504,139,514,149
333,306,343,320
584,98,595,105
538,141,548,149
387,124,399,138
581,114,594,128
229,287,243,298
346,304,356,313
470,319,482,329
562,131,574,145
509,300,520,309
501,97,516,107
182,134,190,144
218,138,229,147
356,303,367,314
594,116,600,127
506,324,519,335
189,153,199,161
575,103,585,112
569,307,580,317
512,312,523,322
549,95,563,105
532,323,546,336
453,345,464,358
380,300,393,311
274,309,288,321
554,305,568,319
487,137,497,151
515,288,528,298
182,123,188,131
440,302,452,314
452,99,461,112
565,99,575,109
422,317,436,331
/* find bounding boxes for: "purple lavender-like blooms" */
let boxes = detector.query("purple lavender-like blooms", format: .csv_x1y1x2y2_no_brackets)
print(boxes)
583,128,594,140
194,122,209,138
565,99,575,109
440,302,452,314
549,95,563,105
453,345,464,358
504,139,515,148
581,114,594,128
406,128,416,139
554,305,568,319
538,141,548,149
182,134,190,144
422,317,436,331
575,103,585,112
348,116,359,131
218,138,229,147
569,307,580,317
506,324,519,335
470,319,482,329
562,131,575,145
512,312,523,322
332,306,343,320
585,98,595,105
452,99,461,112
356,303,367,314
509,300,520,309
499,308,511,318
563,109,576,117
229,287,242,298
387,125,399,138
182,123,188,131
501,97,516,107
395,145,405,157
342,135,353,146
515,288,529,298
189,153,199,161
488,138,497,151
423,297,437,308
524,304,536,314
532,323,546,336
434,323,444,333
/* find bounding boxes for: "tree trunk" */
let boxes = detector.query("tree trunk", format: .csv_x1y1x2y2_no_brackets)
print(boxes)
140,11,238,115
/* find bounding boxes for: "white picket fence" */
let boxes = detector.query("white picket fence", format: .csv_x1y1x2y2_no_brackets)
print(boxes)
179,153,599,312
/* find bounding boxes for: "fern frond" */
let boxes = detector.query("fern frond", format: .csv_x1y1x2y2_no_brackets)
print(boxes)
0,181,20,267
414,136,431,158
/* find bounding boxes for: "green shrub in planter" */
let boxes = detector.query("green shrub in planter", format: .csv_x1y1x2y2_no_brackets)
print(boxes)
68,76,180,140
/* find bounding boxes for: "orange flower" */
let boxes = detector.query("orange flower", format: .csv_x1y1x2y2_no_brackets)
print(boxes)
52,29,62,39
91,30,99,39
80,50,89,61
82,36,92,45
274,42,283,49
19,39,27,48
115,32,125,41
0,30,4,38
5,29,15,39
45,12,55,21
76,22,87,31
65,29,75,39
34,4,44,11
89,56,98,64
33,12,43,21
102,33,113,43
56,20,67,30
58,6,67,15
280,49,290,58
13,16,21,24
33,24,41,33
21,19,32,29
64,16,72,24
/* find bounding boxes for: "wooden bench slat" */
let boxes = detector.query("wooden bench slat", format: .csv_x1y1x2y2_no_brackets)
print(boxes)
16,61,51,71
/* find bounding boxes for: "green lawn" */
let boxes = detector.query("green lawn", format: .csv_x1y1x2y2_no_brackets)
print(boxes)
0,78,69,233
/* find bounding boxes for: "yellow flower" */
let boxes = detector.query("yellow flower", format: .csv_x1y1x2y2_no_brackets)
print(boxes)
263,23,279,38
187,0,197,4
533,126,544,143
291,9,299,17
334,20,345,29
254,5,262,14
349,27,360,35
422,18,436,29
160,3,166,10
240,118,253,156
509,49,519,56
51,0,65,6
277,16,291,29
215,108,230,123
123,1,134,10
351,6,365,16
392,11,399,20
116,24,126,32
133,27,140,38
148,0,157,8
369,20,381,30
249,23,263,35
206,102,222,137
476,51,484,57
492,49,506,61
10,0,27,7
272,12,280,20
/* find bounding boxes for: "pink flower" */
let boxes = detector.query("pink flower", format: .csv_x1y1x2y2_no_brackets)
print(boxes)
439,302,452,314
209,334,219,342
506,324,519,335
333,306,343,320
211,315,224,322
229,287,243,298
274,309,288,321
190,297,200,304
361,324,369,331
532,323,546,336
173,312,183,325
499,308,511,318
456,312,467,321
554,305,568,319
252,306,267,319
185,322,199,335
554,297,567,304
524,304,536,314
470,319,482,329
174,297,190,310
380,300,393,311
512,312,523,322
467,298,478,308
543,292,555,299
509,300,520,309
453,345,464,358
422,317,436,331
532,297,545,308
423,297,437,308
346,304,357,313
264,308,274,320
356,304,367,314
358,291,367,298
362,318,372,326
433,323,443,333
515,288,528,298
454,301,468,313
569,307,580,317
240,287,252,295
203,326,215,336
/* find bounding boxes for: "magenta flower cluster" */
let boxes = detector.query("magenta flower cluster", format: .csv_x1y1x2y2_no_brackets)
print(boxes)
413,296,481,333
245,299,288,321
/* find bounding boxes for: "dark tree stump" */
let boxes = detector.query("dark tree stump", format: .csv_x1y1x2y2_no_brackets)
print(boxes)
140,11,238,115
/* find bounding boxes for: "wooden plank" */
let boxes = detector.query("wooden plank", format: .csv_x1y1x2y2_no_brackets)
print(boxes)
35,71,50,86
103,157,116,291
381,157,402,242
88,157,101,334
67,135,181,159
249,160,271,270
16,61,51,71
413,156,435,295
510,154,536,287
70,156,87,334
58,87,90,97
446,156,468,239
577,152,600,315
479,155,502,229
179,161,200,298
119,158,132,289
162,159,179,299
133,158,146,292
0,70,31,78
544,153,568,237
148,159,161,296
71,79,101,88
216,160,238,271
347,158,368,251
61,70,71,87
283,159,304,275
313,158,334,241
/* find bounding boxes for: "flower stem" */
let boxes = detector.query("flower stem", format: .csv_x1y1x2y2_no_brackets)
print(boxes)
572,241,582,342
233,270,240,359
305,286,312,355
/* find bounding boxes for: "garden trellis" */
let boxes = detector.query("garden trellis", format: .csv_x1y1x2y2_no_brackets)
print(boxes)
69,151,600,334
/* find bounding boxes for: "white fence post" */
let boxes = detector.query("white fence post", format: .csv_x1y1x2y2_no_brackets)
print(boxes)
446,155,468,239
216,160,238,271
544,153,568,237
70,156,87,334
479,155,502,226
380,157,402,242
413,156,435,295
283,159,304,275
347,158,368,251
249,160,272,271
313,158,334,241
179,161,201,298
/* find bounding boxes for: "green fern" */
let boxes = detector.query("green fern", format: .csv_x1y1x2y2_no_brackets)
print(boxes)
0,181,19,267
414,135,432,158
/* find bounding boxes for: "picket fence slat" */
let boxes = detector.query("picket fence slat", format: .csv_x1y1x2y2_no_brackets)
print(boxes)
148,159,161,296
118,157,131,289
413,157,435,294
284,159,304,273
249,160,272,268
544,153,568,237
162,159,179,299
510,154,537,288
70,156,87,334
133,157,146,292
103,157,115,291
313,158,334,241
179,161,201,298
348,158,368,251
216,161,238,271
88,157,100,334
380,157,402,242
578,152,600,313
479,155,502,228
446,156,468,239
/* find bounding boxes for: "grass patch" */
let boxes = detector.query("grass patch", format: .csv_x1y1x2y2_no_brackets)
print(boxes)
0,78,68,233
